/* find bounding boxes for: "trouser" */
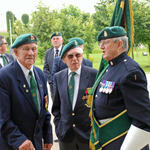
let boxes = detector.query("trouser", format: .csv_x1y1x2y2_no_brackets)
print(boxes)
59,136,90,150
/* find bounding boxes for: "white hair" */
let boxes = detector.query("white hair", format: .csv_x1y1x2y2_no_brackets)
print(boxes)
113,36,128,51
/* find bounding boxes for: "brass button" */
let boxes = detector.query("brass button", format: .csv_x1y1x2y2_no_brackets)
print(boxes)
110,61,113,66
73,124,76,127
72,113,75,116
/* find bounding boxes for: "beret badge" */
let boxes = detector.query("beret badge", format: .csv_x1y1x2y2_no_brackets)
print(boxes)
104,31,107,37
30,35,35,41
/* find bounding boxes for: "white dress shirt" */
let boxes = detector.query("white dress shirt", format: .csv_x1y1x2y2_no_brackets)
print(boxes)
0,54,5,67
54,45,62,57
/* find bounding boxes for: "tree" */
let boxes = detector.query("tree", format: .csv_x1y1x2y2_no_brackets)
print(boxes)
92,0,115,33
132,0,150,54
30,2,56,62
21,14,29,26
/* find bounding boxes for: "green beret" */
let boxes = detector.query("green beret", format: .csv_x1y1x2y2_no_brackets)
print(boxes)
97,26,127,41
11,33,37,49
50,32,62,39
69,37,84,45
61,40,79,59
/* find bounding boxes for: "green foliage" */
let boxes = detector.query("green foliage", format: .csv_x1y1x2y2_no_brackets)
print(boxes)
133,0,150,45
21,14,29,25
92,0,115,33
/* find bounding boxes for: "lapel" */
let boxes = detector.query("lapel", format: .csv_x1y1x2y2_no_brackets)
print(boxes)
15,61,38,115
49,48,54,69
74,65,89,110
33,67,44,108
4,54,10,63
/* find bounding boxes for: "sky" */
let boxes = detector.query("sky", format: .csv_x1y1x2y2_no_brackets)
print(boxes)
0,0,99,32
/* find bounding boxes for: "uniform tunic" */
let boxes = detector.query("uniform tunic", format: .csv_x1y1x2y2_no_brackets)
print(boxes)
94,52,150,149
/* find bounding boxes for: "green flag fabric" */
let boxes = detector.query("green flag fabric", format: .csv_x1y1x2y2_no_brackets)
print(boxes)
110,0,134,55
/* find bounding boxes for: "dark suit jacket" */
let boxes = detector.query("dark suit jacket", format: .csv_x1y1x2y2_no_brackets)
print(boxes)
0,60,53,150
0,53,14,68
50,57,93,85
52,65,97,143
43,47,63,84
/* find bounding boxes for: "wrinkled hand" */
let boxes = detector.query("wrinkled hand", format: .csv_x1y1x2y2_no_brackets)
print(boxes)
19,140,35,150
42,143,53,150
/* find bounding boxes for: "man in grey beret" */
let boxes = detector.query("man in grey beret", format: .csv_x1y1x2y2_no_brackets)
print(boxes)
52,40,97,150
0,33,53,150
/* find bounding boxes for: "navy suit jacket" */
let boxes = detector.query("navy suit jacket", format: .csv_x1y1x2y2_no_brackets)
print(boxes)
43,47,63,84
50,57,93,85
0,60,53,150
52,65,97,143
0,53,14,68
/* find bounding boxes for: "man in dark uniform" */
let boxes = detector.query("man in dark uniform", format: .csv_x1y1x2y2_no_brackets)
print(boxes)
0,35,14,68
52,40,97,150
0,33,53,150
89,26,150,150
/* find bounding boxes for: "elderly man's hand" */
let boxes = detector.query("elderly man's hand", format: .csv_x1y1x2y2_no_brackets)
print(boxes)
19,139,35,150
43,143,53,150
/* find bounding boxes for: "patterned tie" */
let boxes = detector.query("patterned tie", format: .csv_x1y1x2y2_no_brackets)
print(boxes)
0,55,8,66
68,72,76,105
29,71,39,111
55,49,59,57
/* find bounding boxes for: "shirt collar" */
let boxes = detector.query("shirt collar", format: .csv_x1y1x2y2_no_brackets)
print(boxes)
54,45,62,51
109,52,127,66
68,66,81,76
17,59,33,78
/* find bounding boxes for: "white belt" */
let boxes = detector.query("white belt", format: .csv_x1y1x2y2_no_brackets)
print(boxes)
99,117,113,124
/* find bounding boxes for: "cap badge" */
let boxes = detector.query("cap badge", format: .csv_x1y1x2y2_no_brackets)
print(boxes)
104,31,107,37
74,40,78,46
30,35,35,41
56,32,58,35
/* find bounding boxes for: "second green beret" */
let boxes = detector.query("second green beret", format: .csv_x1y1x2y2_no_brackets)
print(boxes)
50,32,62,39
69,37,84,45
61,40,79,59
97,26,127,41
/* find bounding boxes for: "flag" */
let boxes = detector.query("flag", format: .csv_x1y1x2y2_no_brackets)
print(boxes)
89,0,134,149
110,0,134,55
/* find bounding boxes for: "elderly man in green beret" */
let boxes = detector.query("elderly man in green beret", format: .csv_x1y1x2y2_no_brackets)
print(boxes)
43,31,64,85
0,33,53,150
50,37,93,88
52,40,97,150
89,26,150,150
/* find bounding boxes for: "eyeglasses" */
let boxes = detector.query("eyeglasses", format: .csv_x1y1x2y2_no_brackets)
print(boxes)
67,53,82,59
99,40,112,46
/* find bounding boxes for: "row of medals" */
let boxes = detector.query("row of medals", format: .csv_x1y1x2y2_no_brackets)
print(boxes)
99,80,115,94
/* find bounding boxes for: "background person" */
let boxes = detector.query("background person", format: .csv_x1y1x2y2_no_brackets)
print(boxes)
43,32,64,86
0,35,14,68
